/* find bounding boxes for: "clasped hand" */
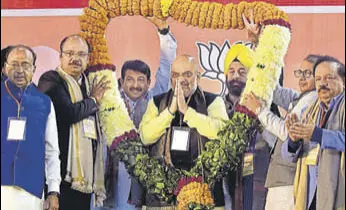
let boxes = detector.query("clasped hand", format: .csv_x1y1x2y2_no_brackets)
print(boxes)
169,79,188,115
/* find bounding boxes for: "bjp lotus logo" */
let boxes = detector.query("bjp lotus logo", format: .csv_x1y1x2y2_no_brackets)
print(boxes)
196,40,253,96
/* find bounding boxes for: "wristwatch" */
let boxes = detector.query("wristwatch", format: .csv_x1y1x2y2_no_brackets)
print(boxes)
158,25,170,35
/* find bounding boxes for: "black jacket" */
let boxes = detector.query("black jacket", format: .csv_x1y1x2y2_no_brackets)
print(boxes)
38,70,98,179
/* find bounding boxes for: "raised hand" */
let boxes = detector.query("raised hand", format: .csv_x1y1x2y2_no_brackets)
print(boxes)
242,10,260,46
90,75,111,104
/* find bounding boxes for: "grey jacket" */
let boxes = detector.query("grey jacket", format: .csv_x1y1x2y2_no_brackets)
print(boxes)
259,86,317,188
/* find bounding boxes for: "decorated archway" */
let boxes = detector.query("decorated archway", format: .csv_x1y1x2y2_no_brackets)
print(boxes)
78,1,291,208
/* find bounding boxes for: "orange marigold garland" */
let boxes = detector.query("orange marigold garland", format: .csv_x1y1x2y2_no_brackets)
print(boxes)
185,1,198,25
78,1,291,208
153,0,163,19
205,3,215,28
127,0,134,15
119,0,127,15
211,3,222,29
148,0,155,16
198,2,209,28
107,0,121,17
191,2,201,26
175,177,214,210
178,0,192,23
140,0,149,16
132,0,141,15
223,3,232,29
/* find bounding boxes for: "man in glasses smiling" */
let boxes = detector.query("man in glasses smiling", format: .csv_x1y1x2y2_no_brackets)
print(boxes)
38,35,108,210
243,54,321,210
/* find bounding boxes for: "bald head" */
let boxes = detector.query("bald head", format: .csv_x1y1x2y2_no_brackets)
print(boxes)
172,54,198,73
171,54,200,97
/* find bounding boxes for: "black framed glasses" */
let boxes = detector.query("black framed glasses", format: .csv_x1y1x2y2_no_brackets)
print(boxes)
294,69,313,79
62,51,89,58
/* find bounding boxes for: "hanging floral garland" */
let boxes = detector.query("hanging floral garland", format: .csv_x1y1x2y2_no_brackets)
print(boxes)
78,0,291,209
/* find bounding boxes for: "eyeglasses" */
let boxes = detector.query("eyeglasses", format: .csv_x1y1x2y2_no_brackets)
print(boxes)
294,69,313,79
5,62,33,71
62,51,89,58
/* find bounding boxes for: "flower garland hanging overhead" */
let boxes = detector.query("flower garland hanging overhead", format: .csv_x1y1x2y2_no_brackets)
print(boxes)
78,0,291,209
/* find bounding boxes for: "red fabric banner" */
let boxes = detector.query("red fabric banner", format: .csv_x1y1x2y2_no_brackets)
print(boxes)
1,0,344,9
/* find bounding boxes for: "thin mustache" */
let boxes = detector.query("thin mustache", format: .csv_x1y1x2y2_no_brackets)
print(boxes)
69,62,81,66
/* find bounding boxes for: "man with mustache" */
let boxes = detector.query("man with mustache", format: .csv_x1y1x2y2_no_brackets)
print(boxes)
139,55,229,209
282,56,345,210
243,54,320,210
1,45,61,210
222,42,279,210
105,17,177,210
38,35,108,210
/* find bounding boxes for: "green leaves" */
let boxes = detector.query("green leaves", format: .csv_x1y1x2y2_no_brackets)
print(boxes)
113,112,262,206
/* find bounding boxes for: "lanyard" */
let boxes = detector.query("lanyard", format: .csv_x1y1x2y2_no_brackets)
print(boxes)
4,80,22,119
179,95,192,127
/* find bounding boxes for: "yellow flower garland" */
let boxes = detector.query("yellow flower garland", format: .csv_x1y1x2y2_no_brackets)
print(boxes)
78,0,291,146
198,2,209,28
140,0,149,16
211,3,222,29
88,71,135,144
191,2,201,26
177,182,214,210
184,1,197,25
128,0,134,16
240,24,291,107
160,0,173,17
178,0,191,23
223,3,233,29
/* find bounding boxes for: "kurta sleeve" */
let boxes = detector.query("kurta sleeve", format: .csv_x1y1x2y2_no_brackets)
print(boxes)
150,32,177,97
183,96,229,140
258,108,288,141
45,102,61,193
139,99,175,145
273,85,299,111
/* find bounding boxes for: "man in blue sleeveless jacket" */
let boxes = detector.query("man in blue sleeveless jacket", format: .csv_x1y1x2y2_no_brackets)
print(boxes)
1,45,61,210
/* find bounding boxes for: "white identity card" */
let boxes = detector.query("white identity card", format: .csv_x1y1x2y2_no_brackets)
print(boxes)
83,116,97,140
7,117,27,141
171,127,190,151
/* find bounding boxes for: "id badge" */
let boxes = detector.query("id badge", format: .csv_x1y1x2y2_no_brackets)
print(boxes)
83,116,97,140
7,117,27,141
243,153,254,177
306,144,320,166
171,126,190,151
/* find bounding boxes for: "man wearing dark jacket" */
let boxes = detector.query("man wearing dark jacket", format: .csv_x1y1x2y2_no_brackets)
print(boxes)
38,35,109,210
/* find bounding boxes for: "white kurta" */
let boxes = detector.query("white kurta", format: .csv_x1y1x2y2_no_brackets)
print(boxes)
1,102,61,210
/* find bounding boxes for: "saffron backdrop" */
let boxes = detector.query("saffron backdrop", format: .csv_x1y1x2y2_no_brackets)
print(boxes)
1,0,345,94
